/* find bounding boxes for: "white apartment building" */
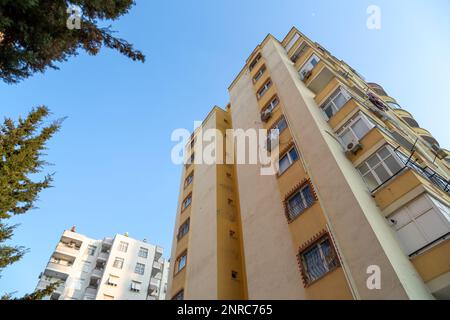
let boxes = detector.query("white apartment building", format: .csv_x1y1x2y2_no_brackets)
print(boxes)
36,228,169,300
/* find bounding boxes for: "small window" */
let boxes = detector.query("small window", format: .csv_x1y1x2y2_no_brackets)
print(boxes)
184,171,194,188
231,271,239,280
299,235,339,285
357,145,404,191
285,182,315,221
175,252,187,274
262,95,279,114
113,257,124,269
134,263,145,275
82,261,91,273
279,147,299,174
286,33,301,52
337,112,375,147
182,193,192,211
87,245,97,256
299,54,320,80
253,65,266,83
291,42,309,63
272,116,288,134
118,241,129,253
321,87,351,120
249,53,261,71
103,294,114,300
257,79,272,99
172,290,184,300
178,218,190,241
138,247,149,259
130,281,141,292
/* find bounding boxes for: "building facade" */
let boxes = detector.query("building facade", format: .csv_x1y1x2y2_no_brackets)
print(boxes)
36,229,169,300
167,27,450,300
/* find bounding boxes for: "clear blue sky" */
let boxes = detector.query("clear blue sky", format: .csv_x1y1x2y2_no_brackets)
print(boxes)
1,0,449,296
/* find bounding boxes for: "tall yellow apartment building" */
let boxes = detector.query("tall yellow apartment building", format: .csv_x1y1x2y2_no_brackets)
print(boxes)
167,27,450,300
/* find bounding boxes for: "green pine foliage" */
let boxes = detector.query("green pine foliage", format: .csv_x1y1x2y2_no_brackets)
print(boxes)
0,106,62,299
0,0,145,84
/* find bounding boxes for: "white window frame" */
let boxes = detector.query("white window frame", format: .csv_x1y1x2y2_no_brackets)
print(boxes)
107,275,119,287
138,247,149,259
131,281,141,292
279,147,299,174
134,263,145,275
321,87,352,120
257,79,272,99
358,145,405,190
263,96,279,114
253,65,266,83
113,257,124,269
285,33,301,52
299,54,320,80
337,112,375,146
118,241,128,253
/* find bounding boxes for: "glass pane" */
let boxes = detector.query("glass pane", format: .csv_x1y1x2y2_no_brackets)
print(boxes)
367,154,381,169
324,104,335,119
374,165,391,184
301,185,314,207
303,246,327,281
333,92,348,109
358,163,370,175
289,148,299,162
279,154,291,173
378,146,391,159
363,172,380,190
384,155,402,175
277,118,287,132
288,193,303,218
352,118,370,139
320,239,338,269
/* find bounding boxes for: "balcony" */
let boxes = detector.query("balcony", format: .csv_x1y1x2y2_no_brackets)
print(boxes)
154,246,163,260
413,127,440,146
97,251,109,261
302,61,335,94
149,278,161,290
85,287,98,297
46,261,72,276
91,268,104,278
393,108,420,128
55,243,80,257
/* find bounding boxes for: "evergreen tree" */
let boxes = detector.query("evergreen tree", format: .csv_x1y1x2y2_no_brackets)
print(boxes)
0,106,62,299
0,0,145,84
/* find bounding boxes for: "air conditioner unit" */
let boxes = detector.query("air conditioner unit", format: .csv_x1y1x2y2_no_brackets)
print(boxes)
345,139,362,154
261,110,272,123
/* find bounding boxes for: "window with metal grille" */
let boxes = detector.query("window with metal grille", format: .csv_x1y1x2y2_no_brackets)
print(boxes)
118,241,128,253
134,263,145,275
286,183,315,221
299,236,339,285
138,247,148,259
177,218,190,241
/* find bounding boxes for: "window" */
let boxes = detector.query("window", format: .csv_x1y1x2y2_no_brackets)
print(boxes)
130,281,141,292
357,145,404,190
184,171,194,188
262,95,279,114
257,79,272,99
272,116,288,134
279,147,299,174
89,277,99,289
113,257,124,269
135,263,145,275
82,261,91,273
388,194,450,256
172,290,184,300
299,236,339,285
321,87,351,119
175,252,187,274
291,42,309,63
337,113,375,147
138,247,149,259
182,193,192,211
285,183,315,221
299,54,320,80
249,53,261,71
178,218,190,240
87,245,96,256
106,275,119,287
118,241,129,253
285,33,300,52
253,65,266,83
185,153,195,169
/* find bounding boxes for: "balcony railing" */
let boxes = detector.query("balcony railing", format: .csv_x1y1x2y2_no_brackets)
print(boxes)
372,149,450,195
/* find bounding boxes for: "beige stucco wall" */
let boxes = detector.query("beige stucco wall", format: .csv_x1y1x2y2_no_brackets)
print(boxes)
229,60,306,300
262,37,432,300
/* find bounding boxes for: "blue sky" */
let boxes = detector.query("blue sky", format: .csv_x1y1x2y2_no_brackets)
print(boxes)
1,0,449,296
